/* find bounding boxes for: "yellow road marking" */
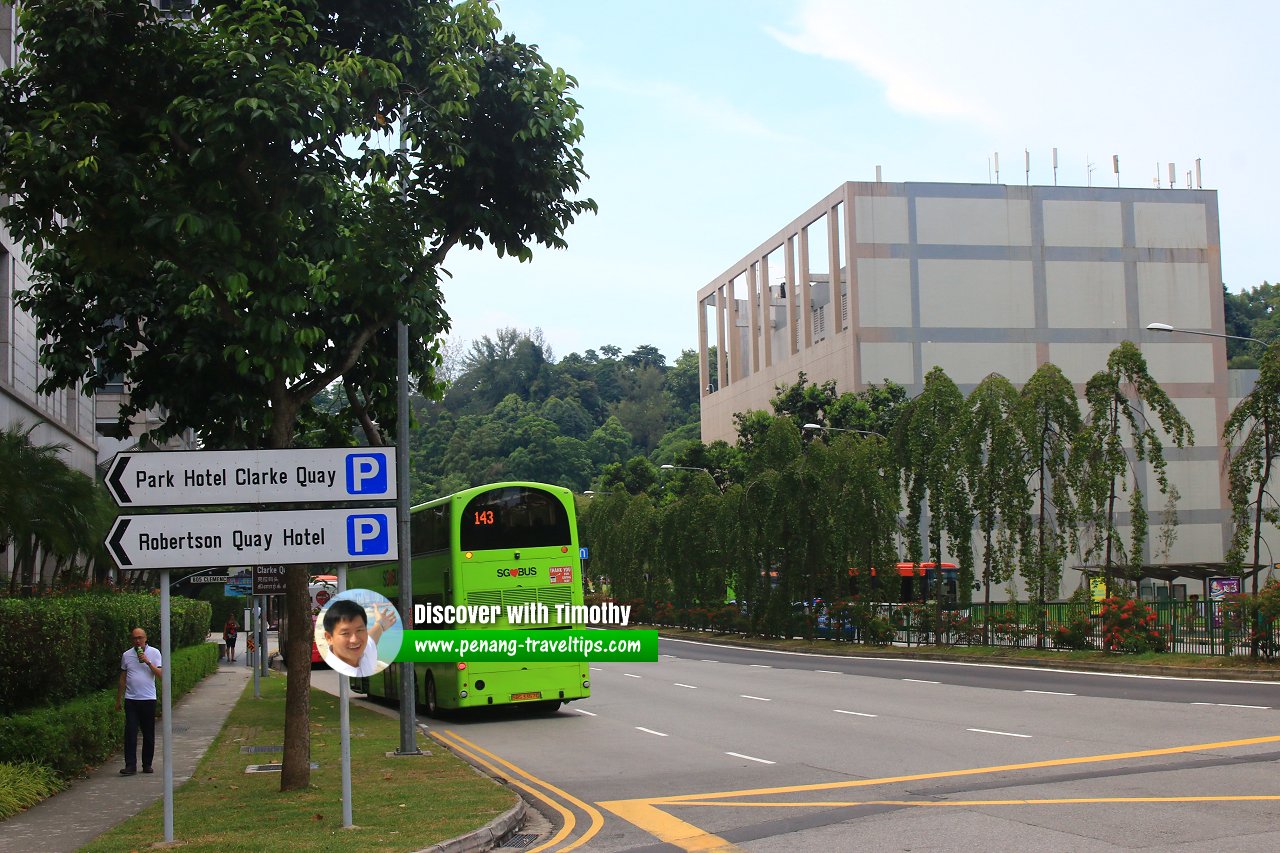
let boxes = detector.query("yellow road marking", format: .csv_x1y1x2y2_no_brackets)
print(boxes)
597,734,1280,852
664,795,1280,808
597,798,745,853
647,734,1280,804
431,731,576,852
441,730,606,853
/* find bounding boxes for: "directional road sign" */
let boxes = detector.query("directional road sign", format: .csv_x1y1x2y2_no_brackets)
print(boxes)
252,565,287,595
105,508,397,570
104,448,396,507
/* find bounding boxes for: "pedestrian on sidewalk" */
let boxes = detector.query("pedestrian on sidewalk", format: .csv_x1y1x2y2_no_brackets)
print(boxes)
223,616,239,662
116,627,162,776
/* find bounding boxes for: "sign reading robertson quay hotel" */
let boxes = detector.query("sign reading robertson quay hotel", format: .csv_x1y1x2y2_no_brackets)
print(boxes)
106,508,396,570
104,448,396,507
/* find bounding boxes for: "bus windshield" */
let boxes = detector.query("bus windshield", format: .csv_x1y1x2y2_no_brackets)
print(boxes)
459,486,570,551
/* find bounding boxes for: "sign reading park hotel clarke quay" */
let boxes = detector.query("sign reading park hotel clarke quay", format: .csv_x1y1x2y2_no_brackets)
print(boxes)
104,447,396,506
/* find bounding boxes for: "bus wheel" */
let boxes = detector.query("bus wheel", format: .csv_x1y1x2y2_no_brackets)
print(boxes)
532,700,562,714
425,674,440,718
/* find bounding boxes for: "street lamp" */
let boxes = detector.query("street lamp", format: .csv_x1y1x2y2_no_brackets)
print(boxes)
802,423,881,437
659,464,722,491
1145,322,1265,347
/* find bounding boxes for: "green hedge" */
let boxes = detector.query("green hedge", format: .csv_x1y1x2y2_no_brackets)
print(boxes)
0,593,211,714
0,642,220,778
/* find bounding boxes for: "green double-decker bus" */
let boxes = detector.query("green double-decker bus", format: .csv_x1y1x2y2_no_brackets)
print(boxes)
350,482,591,715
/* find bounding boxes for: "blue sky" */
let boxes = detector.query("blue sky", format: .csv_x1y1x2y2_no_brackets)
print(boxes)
438,0,1278,364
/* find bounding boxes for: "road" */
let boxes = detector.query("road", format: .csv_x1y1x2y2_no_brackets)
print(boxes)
417,637,1280,852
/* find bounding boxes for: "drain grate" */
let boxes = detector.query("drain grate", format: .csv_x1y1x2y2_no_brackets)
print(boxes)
245,762,318,773
496,833,538,848
239,745,284,754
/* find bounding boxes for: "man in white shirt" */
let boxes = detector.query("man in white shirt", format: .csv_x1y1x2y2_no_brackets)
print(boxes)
321,599,396,677
116,628,162,776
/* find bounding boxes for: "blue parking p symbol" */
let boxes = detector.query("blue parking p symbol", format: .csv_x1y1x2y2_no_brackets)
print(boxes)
347,514,390,556
345,453,389,495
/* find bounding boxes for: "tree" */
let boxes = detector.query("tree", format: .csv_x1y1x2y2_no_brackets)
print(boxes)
0,1,592,790
964,374,1031,629
1014,365,1082,640
1224,343,1280,655
896,367,973,642
1077,342,1193,596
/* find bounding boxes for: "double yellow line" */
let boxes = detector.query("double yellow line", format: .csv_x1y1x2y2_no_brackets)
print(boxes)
431,729,605,853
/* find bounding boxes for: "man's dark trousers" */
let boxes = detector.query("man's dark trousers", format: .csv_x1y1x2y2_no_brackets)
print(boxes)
123,698,156,771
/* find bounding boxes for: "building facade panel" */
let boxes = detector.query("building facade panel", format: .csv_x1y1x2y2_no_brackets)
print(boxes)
1136,261,1212,329
855,258,912,326
921,341,1038,385
915,197,1032,246
1044,261,1127,328
853,194,909,244
1042,199,1124,247
1134,201,1209,249
918,259,1035,328
859,342,915,386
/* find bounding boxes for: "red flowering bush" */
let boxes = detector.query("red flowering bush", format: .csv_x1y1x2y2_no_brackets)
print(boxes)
1100,595,1169,653
1051,610,1095,650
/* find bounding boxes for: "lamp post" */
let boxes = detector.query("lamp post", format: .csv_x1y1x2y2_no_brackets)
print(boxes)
659,464,722,491
801,422,881,437
1145,322,1265,347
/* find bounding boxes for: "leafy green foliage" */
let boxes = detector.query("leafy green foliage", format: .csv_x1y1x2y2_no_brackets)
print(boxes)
1224,344,1280,593
0,642,218,778
1077,342,1193,591
0,760,65,820
1,425,118,594
0,593,211,714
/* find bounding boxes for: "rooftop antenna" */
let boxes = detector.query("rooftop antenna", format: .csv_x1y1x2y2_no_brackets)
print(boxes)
875,165,882,183
1052,147,1059,186
1113,154,1120,187
1195,158,1202,188
994,152,1000,183
1154,161,1160,188
1024,148,1030,185
1087,155,1095,187
1168,162,1176,189
1186,169,1192,189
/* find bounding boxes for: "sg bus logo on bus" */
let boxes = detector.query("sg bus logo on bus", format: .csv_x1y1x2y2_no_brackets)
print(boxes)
498,566,538,578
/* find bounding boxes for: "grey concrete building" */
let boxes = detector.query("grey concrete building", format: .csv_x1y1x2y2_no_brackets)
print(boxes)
696,180,1231,596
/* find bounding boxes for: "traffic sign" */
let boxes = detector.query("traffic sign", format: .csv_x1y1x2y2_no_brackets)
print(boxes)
253,565,287,595
105,508,397,570
104,448,396,507
189,571,230,584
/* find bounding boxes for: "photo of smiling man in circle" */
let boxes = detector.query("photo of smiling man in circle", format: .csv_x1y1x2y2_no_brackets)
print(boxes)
314,589,402,677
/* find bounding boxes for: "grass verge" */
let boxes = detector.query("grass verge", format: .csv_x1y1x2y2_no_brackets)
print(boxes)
81,672,515,853
657,628,1280,674
0,761,65,821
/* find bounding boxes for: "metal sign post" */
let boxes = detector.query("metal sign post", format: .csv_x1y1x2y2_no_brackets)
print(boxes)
160,570,174,842
337,564,353,828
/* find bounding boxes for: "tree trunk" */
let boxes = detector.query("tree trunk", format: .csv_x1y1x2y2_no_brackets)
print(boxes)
280,563,313,790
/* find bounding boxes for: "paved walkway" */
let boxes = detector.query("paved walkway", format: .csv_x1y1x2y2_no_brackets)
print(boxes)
0,642,259,853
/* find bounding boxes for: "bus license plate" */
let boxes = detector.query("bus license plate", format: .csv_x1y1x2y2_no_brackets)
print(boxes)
511,692,542,702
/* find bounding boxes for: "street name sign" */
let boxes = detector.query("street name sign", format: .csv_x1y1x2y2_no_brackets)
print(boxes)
189,570,230,584
106,508,397,570
105,448,396,507
253,565,288,595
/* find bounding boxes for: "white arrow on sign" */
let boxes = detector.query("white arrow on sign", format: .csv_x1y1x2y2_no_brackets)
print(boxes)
104,448,397,507
105,508,398,570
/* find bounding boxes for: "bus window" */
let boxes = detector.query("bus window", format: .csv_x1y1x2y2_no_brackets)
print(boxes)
460,486,570,551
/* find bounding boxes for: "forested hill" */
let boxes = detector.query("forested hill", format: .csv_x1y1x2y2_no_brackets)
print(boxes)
407,328,702,501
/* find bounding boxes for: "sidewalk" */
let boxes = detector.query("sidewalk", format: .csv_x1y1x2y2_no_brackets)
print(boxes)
0,645,254,853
